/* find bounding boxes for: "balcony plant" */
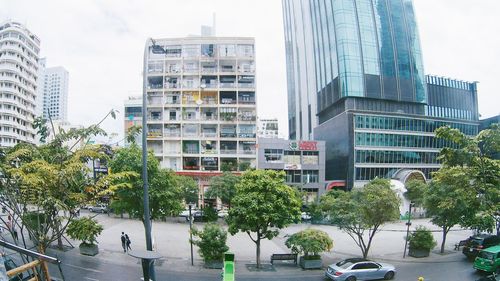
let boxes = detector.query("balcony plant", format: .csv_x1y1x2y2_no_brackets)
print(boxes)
191,223,229,268
285,228,333,269
66,217,104,256
406,226,437,258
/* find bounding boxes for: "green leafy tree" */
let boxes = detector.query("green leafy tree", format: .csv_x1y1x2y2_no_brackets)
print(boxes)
424,167,479,253
227,170,302,268
321,178,400,258
435,125,500,234
285,229,333,259
177,175,199,204
404,180,428,207
206,172,240,208
191,223,229,263
108,143,184,223
0,110,124,279
66,217,103,246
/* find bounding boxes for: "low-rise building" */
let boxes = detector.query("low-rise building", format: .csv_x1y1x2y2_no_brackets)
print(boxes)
257,137,325,201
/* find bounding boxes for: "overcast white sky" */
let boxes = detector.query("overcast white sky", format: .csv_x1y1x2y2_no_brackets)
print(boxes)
2,0,499,143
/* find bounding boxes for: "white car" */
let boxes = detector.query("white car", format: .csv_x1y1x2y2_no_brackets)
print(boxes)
301,212,311,221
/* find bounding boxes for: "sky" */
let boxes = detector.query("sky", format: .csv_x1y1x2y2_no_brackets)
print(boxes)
1,0,499,144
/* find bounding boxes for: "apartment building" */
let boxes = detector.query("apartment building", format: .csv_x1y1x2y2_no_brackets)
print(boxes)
144,37,257,173
40,64,69,122
0,21,40,146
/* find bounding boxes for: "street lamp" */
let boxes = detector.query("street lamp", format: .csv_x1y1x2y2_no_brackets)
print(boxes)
188,203,196,266
403,201,415,258
140,38,166,281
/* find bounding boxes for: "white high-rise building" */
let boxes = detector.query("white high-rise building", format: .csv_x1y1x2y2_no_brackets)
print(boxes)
0,21,40,147
144,36,257,173
41,64,68,121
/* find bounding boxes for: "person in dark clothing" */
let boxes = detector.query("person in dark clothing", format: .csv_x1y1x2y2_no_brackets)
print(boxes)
120,232,126,252
125,234,132,252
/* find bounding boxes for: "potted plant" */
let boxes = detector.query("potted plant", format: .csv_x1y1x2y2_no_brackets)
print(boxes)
191,223,229,268
285,228,334,269
406,226,437,258
66,217,104,256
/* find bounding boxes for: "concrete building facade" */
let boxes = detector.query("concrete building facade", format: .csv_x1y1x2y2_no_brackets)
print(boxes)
0,21,40,146
40,64,68,121
257,137,326,200
144,36,257,173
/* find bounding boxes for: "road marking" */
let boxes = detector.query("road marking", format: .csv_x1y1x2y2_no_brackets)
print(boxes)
84,278,99,281
64,263,103,273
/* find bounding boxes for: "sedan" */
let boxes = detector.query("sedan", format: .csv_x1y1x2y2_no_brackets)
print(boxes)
88,205,107,213
325,258,396,281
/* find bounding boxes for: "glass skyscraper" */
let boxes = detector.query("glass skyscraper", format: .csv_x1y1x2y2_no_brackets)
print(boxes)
283,0,479,189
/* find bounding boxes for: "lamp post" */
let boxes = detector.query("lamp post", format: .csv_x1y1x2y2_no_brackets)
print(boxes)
403,202,415,258
141,38,166,281
188,203,195,266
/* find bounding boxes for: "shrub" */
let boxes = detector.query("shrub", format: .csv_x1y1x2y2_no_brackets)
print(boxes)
285,228,334,258
66,217,103,246
191,223,229,262
406,226,437,250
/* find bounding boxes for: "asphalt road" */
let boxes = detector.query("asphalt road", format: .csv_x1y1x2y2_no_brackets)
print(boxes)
45,252,489,281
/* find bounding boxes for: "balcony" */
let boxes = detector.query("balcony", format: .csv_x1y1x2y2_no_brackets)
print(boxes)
164,131,181,137
147,131,163,138
238,83,255,89
219,82,236,88
164,83,179,89
220,149,237,154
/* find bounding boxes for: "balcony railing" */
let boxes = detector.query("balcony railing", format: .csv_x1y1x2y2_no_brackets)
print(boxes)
219,82,236,88
201,98,217,105
183,149,200,154
239,149,256,155
239,115,256,121
201,132,217,138
148,84,163,89
238,99,256,105
220,133,237,138
165,132,181,137
201,165,218,171
238,83,255,88
147,131,163,138
239,133,256,138
164,83,179,89
202,149,218,154
220,149,237,154
183,132,199,137
201,115,217,121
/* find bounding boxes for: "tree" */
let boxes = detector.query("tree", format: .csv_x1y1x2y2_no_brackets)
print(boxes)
108,143,184,223
177,175,198,204
226,170,302,268
191,223,229,263
321,178,400,258
0,110,124,278
424,167,478,253
435,125,500,234
404,180,428,207
205,172,240,208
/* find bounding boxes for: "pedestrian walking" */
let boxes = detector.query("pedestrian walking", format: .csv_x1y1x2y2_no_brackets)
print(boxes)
125,234,132,252
120,232,126,253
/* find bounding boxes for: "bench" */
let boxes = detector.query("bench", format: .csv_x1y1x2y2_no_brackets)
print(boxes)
270,253,297,264
454,239,468,251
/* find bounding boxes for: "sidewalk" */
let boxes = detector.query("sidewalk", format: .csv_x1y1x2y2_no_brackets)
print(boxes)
58,213,473,276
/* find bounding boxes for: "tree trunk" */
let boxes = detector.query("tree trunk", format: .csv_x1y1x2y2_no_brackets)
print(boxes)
256,238,261,268
55,221,63,250
38,246,51,281
440,227,447,253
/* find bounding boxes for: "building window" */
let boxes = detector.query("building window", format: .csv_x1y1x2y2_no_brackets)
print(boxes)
285,170,301,183
302,170,319,183
284,150,301,165
264,149,283,163
302,151,319,164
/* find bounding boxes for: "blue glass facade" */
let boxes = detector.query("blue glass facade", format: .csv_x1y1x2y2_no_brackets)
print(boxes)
283,0,480,189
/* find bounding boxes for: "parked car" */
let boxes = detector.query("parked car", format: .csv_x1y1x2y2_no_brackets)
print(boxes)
474,245,500,273
179,209,203,221
463,234,500,259
217,210,229,218
88,204,107,213
301,212,311,221
325,258,396,281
